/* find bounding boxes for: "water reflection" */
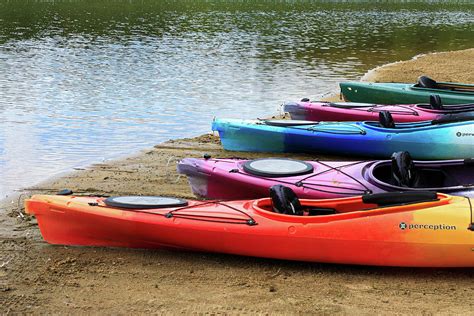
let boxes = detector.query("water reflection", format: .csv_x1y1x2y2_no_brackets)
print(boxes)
0,0,473,197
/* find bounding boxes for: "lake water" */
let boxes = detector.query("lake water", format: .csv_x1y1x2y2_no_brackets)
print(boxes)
0,0,473,198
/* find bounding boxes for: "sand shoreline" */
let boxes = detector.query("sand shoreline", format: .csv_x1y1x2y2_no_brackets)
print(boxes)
2,48,474,314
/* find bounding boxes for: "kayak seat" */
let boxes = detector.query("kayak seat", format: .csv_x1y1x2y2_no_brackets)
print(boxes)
373,152,460,188
391,151,417,187
362,191,438,207
269,185,336,216
431,112,474,125
270,185,303,215
429,94,443,110
416,76,438,89
379,111,395,128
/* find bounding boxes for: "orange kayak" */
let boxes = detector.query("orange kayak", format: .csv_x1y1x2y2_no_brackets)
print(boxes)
25,189,474,267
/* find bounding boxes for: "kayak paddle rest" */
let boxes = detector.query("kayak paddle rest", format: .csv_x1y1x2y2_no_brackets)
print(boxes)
362,191,437,207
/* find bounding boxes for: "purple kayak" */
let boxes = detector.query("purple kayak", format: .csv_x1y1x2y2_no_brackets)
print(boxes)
177,152,474,199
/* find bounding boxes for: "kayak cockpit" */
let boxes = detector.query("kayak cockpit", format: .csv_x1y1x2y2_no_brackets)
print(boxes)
252,185,451,222
363,111,430,129
414,76,474,94
416,94,474,112
370,151,474,190
364,109,474,130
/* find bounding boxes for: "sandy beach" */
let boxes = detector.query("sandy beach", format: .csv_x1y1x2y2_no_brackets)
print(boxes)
1,49,474,314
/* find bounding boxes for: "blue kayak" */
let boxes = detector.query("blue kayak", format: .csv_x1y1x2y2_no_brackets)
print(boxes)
211,112,474,159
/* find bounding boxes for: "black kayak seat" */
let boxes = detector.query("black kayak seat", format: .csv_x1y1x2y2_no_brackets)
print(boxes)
429,95,443,110
391,151,418,187
362,191,438,207
270,185,303,215
431,112,474,125
379,111,395,128
416,76,438,89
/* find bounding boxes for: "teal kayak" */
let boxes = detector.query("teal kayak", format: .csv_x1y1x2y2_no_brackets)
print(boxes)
340,76,474,105
211,112,474,159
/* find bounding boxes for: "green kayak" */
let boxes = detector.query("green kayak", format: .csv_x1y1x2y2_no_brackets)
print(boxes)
340,76,474,105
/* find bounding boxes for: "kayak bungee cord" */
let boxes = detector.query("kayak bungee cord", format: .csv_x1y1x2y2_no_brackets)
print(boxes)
365,104,419,116
321,103,420,116
227,160,371,196
165,200,257,226
300,160,372,194
307,125,367,135
96,199,258,226
257,119,367,135
228,169,365,196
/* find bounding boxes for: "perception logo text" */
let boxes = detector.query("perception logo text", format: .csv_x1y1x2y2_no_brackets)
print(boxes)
399,222,456,231
456,132,474,137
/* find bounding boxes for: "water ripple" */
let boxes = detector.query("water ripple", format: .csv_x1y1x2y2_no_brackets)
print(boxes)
0,1,473,197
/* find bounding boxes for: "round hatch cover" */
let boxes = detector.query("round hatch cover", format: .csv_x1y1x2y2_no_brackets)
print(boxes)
104,196,188,209
263,119,315,127
243,158,314,177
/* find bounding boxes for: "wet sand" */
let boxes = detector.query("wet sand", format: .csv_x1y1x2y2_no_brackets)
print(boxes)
1,49,474,314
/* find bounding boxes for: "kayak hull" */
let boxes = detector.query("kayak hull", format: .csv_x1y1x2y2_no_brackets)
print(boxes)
211,118,474,160
177,158,474,199
340,82,474,105
25,194,474,267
